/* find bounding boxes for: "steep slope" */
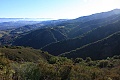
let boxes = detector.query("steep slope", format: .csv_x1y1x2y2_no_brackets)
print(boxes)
61,31,120,60
68,14,120,38
57,9,120,39
42,20,120,55
13,28,68,48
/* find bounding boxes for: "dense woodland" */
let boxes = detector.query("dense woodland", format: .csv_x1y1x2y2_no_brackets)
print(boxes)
0,9,120,80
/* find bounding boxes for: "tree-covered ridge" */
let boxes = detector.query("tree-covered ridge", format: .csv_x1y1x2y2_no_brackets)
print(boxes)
42,18,120,56
61,31,120,59
68,14,120,38
13,27,68,48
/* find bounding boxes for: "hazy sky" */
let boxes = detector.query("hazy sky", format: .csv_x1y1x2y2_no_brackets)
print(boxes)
0,0,120,19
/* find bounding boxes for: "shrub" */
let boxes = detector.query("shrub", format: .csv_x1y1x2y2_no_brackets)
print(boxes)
48,57,59,64
98,60,109,68
75,58,83,63
13,62,41,80
85,57,92,62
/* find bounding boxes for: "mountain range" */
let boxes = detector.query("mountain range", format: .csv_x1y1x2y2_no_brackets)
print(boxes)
0,9,120,60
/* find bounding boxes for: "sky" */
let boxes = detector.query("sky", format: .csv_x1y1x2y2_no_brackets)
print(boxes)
0,0,120,19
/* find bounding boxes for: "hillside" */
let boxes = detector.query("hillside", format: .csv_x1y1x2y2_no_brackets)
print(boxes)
74,9,120,22
0,46,120,80
61,31,120,59
0,46,51,62
42,19,120,55
68,14,120,38
13,28,68,48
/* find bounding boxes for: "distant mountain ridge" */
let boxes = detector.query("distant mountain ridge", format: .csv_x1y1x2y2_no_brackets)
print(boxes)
0,21,41,30
0,18,55,23
74,9,120,22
